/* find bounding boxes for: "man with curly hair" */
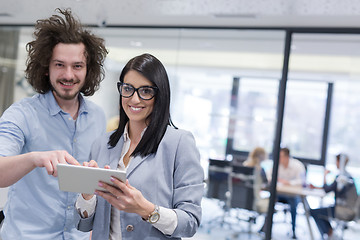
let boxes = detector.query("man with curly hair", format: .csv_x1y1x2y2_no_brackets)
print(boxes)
0,8,108,239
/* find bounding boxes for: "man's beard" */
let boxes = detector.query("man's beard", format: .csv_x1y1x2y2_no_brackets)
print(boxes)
51,79,82,100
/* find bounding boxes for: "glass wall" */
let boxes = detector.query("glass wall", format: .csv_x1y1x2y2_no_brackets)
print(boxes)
230,77,279,155
4,25,360,238
12,28,360,170
282,80,330,162
289,34,360,169
12,27,285,168
90,29,285,166
171,29,285,162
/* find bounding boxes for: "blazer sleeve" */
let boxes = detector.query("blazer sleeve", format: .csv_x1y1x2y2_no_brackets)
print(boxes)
169,130,205,238
324,175,337,193
76,210,95,232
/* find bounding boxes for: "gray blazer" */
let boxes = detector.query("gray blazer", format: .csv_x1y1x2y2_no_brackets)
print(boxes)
76,126,204,239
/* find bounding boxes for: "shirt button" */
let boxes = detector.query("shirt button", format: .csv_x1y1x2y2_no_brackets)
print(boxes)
68,117,72,121
126,225,134,232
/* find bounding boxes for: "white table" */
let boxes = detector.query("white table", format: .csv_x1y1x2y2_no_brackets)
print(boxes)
276,184,326,240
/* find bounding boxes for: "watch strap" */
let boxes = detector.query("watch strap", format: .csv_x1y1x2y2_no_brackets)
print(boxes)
142,204,160,223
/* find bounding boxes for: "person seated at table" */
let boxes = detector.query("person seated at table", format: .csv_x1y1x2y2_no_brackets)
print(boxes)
269,147,306,239
309,153,356,239
243,146,269,213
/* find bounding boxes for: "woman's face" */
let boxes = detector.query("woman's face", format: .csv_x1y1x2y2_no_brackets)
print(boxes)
122,70,155,128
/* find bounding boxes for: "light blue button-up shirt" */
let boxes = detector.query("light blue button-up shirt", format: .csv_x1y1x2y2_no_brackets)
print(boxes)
0,91,106,240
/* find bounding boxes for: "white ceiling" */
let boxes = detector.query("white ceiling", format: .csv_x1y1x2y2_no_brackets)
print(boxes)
2,0,360,28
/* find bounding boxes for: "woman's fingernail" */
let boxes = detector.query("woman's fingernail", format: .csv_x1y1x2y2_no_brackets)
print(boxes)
98,182,103,187
110,177,115,182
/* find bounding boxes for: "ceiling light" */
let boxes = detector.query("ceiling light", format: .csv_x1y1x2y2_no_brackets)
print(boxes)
213,13,256,18
130,41,143,47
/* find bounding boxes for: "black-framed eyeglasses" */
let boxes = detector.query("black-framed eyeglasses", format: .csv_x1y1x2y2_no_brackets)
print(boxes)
117,82,158,100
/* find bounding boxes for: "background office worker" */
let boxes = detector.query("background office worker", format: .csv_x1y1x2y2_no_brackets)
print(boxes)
310,153,357,239
0,8,108,239
269,147,305,239
243,146,269,213
75,53,204,239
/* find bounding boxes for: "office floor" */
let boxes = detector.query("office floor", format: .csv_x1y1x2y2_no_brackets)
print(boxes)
1,198,359,240
185,197,360,240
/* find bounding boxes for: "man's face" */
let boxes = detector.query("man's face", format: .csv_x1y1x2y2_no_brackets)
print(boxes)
279,151,289,167
48,43,87,103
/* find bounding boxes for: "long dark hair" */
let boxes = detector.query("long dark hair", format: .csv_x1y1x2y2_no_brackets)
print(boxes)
25,8,108,96
108,53,176,157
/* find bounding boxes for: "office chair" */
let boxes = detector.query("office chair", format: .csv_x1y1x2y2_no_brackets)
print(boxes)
203,159,232,232
207,159,232,202
228,165,258,233
331,181,358,240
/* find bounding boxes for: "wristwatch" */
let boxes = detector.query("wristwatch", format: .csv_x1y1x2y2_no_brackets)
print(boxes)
143,204,160,224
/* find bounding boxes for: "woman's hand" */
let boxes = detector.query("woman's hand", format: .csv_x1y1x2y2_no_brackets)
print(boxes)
81,160,101,200
95,178,155,219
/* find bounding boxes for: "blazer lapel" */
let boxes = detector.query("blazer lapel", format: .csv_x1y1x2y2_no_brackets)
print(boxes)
107,136,124,170
126,154,151,178
107,135,152,178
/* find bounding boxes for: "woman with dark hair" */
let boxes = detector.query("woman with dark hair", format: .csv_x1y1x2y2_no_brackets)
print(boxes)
75,53,204,239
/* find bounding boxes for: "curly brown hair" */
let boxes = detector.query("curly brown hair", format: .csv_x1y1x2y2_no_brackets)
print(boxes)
25,8,108,96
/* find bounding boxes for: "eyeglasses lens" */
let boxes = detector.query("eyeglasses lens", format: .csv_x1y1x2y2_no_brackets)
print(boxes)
118,83,156,100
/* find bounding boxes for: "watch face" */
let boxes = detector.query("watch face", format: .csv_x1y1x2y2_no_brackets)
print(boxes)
149,212,160,223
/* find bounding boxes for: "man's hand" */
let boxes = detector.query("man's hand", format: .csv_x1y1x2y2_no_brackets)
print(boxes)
31,150,79,177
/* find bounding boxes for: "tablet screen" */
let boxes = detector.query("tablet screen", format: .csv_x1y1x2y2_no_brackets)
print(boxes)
57,163,126,194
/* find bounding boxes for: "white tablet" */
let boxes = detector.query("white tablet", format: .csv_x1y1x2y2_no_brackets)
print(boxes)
57,163,126,194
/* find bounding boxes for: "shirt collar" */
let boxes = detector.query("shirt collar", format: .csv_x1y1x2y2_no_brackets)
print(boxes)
123,122,147,142
123,123,130,141
45,91,88,116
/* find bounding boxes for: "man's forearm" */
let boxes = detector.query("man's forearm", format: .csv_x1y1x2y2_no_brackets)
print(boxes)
0,153,35,187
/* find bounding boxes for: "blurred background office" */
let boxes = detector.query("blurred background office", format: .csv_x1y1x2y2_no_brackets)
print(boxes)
2,0,360,239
